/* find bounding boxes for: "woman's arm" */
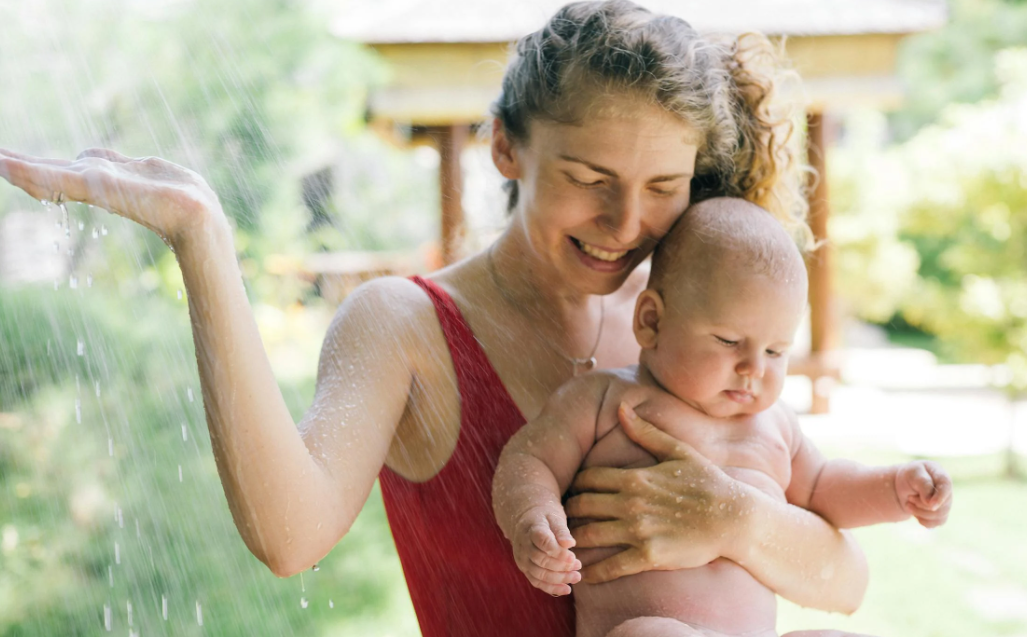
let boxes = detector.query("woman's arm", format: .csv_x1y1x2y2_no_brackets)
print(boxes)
567,404,868,614
0,148,423,577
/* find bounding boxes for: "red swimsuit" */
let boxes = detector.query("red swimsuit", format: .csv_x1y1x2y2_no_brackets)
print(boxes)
379,276,575,636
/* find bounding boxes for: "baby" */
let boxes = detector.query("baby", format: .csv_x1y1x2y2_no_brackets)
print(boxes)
492,198,953,637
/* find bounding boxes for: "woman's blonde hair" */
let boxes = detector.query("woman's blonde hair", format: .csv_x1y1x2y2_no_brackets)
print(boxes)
491,0,812,250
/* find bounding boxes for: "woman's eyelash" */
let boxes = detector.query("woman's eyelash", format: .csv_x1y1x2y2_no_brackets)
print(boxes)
567,175,604,187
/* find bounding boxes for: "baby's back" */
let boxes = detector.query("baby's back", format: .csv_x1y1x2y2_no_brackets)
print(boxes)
572,372,794,637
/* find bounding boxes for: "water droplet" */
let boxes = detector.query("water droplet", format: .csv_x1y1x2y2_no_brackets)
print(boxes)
54,240,59,252
178,465,183,482
675,496,683,503
674,512,682,518
108,437,114,456
195,601,203,626
187,388,193,402
328,599,334,609
59,203,69,230
103,602,112,631
92,227,99,239
87,274,93,288
719,503,726,510
162,594,168,620
673,469,682,477
69,275,78,289
126,600,133,627
95,381,101,397
78,220,85,231
177,289,183,300
312,563,320,572
53,279,59,291
42,199,51,208
182,423,188,441
75,399,81,424
101,225,108,236
114,542,120,564
300,597,308,609
77,340,85,356
108,564,113,587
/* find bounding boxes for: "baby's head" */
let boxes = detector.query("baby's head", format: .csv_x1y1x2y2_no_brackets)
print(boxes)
634,197,808,418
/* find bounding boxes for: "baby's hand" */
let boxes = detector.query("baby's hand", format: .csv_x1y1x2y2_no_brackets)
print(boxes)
511,508,581,596
895,461,953,528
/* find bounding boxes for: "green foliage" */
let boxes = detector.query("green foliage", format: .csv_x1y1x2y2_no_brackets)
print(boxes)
892,0,1027,140
833,49,1027,392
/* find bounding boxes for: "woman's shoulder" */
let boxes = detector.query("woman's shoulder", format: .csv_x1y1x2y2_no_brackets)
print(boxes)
327,275,444,347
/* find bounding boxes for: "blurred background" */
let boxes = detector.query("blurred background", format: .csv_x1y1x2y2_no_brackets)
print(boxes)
0,0,1025,635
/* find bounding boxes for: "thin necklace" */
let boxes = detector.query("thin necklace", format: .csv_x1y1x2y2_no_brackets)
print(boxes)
486,245,604,376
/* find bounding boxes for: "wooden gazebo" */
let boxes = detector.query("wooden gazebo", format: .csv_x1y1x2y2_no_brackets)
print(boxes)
331,0,947,412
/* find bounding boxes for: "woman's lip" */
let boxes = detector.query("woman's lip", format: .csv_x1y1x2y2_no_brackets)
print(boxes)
568,237,634,272
574,237,635,253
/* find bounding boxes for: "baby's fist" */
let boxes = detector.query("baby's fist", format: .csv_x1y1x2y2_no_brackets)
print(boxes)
895,461,952,528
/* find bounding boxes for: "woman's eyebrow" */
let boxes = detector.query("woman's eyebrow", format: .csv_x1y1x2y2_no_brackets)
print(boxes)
557,154,692,181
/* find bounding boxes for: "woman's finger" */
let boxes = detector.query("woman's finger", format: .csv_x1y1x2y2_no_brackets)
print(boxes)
571,466,628,494
77,148,133,163
579,547,646,584
619,403,705,464
570,519,634,549
0,148,74,168
564,492,623,519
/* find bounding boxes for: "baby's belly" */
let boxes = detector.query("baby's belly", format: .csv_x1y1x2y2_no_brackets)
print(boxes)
573,547,777,637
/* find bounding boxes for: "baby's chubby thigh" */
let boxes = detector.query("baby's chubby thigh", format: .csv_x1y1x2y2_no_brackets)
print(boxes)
605,616,778,637
573,561,777,637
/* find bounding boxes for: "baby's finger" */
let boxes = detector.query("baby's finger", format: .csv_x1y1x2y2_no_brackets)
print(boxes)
530,549,581,573
546,512,576,550
524,561,581,587
923,463,952,510
529,577,573,597
529,523,568,560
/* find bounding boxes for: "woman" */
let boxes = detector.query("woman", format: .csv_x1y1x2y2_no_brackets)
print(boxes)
0,2,868,635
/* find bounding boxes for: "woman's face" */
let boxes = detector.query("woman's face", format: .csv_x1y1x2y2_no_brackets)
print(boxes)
494,96,700,295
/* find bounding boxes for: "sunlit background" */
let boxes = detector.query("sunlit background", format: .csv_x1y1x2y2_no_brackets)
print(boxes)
1,0,1025,635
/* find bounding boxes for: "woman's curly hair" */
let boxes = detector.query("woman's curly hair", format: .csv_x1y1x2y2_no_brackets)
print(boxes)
491,0,812,251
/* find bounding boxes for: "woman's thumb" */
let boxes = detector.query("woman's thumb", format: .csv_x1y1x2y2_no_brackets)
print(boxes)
618,402,697,462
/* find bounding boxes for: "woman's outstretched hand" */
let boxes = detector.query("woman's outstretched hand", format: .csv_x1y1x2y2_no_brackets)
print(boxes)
566,403,754,584
0,148,223,246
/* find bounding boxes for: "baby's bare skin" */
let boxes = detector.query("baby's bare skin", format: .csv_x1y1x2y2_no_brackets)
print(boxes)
572,366,794,637
494,199,953,637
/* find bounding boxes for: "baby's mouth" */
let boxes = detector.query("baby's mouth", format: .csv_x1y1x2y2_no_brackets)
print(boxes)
724,389,756,404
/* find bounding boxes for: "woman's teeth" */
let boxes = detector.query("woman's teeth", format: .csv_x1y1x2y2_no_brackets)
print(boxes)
577,240,628,262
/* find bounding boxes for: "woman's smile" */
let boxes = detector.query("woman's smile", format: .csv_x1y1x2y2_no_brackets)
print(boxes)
568,236,635,272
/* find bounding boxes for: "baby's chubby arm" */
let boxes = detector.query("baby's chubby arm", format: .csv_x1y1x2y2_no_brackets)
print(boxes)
492,373,611,595
784,408,953,529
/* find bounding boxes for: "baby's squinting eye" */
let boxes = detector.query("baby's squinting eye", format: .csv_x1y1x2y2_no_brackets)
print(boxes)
766,349,783,358
715,336,738,347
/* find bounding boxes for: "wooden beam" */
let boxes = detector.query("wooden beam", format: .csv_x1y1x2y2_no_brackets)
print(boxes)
426,125,469,265
805,111,840,414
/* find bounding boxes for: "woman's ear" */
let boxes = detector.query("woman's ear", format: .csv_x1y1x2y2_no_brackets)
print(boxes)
491,118,521,180
633,289,665,350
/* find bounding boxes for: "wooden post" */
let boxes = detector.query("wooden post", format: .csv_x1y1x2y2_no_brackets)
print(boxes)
426,124,469,266
805,111,839,414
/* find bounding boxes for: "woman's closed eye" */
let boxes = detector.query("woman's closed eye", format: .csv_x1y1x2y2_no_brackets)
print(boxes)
566,173,605,188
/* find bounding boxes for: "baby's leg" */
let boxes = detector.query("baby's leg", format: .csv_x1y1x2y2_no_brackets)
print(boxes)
605,617,711,637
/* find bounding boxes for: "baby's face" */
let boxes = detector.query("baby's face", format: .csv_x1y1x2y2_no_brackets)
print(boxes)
645,273,806,418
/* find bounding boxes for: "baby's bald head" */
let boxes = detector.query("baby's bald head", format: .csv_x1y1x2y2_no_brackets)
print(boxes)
649,197,808,309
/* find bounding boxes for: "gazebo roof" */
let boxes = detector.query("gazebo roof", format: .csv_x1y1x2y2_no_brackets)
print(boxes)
332,0,947,44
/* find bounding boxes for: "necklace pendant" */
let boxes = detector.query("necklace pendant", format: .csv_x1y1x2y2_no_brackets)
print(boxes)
571,356,597,376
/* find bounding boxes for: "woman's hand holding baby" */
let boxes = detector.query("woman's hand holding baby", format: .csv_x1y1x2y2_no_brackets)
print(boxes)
894,461,953,528
566,404,750,584
510,507,582,596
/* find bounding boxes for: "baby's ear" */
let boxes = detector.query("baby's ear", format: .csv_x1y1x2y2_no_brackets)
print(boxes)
633,289,664,349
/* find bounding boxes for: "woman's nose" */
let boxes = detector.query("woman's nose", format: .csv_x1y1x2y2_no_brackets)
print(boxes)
600,190,642,245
